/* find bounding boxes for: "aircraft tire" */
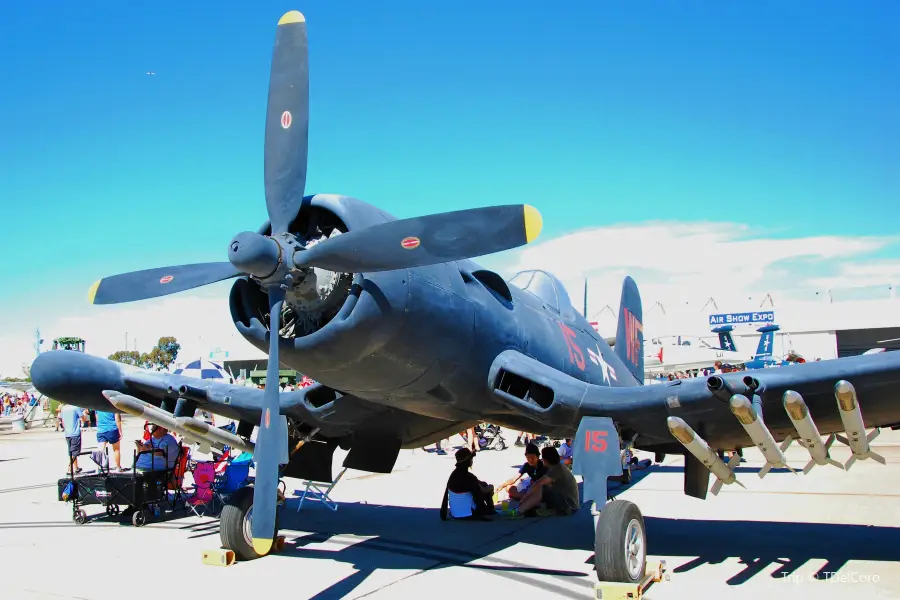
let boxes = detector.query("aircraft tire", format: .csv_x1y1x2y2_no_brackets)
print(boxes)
220,485,280,561
594,500,646,584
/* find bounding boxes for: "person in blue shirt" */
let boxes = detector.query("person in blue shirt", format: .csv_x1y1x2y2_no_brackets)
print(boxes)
134,425,180,472
60,403,88,473
95,410,124,470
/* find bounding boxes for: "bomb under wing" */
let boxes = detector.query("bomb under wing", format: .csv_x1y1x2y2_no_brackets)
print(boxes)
729,394,794,478
782,390,843,473
103,390,221,454
833,380,886,470
667,416,744,495
176,416,255,455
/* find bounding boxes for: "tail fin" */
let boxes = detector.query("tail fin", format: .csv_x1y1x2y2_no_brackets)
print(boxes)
713,326,737,351
614,276,644,384
755,325,778,358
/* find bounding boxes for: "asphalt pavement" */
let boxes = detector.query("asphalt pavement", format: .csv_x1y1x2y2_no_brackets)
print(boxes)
1,418,898,599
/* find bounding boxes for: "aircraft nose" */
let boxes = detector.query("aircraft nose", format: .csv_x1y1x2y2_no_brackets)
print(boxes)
31,350,127,412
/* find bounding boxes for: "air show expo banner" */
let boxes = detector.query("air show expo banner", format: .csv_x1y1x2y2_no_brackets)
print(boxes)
708,311,775,326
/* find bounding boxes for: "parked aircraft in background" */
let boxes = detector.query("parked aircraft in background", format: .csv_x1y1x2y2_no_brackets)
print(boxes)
644,335,753,374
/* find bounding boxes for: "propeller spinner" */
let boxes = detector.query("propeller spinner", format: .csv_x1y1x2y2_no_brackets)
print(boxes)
83,9,545,557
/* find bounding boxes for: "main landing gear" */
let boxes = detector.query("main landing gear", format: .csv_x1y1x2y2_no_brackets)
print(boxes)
594,499,647,584
219,486,284,561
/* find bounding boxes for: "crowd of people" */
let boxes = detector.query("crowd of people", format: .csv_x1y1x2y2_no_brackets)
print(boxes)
440,440,579,521
1,389,39,418
50,392,604,526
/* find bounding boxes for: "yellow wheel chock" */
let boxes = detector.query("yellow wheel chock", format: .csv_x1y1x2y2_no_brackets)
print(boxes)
594,560,669,600
201,549,236,567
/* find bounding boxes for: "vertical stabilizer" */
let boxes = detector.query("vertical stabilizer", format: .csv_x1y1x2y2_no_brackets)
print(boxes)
614,276,644,384
713,325,737,351
755,325,779,358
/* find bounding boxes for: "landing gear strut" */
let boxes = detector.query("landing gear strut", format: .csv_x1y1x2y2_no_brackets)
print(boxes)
594,499,647,583
220,486,282,561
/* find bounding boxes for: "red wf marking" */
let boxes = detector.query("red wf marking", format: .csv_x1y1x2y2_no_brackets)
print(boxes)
584,430,608,452
558,322,585,371
624,308,643,366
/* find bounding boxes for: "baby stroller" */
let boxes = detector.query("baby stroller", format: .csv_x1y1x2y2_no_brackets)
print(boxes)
475,424,506,451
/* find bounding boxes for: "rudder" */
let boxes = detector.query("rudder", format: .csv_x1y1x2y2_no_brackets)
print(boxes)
614,276,644,384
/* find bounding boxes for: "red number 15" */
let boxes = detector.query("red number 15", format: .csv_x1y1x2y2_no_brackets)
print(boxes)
585,430,608,452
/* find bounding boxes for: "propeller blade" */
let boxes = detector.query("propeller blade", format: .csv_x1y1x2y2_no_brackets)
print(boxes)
250,287,286,556
88,263,241,305
264,10,309,234
295,204,543,273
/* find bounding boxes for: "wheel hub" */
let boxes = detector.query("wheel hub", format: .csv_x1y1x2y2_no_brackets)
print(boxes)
624,518,645,579
242,506,254,547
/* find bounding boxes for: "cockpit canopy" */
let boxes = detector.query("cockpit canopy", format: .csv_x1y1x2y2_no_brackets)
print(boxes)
507,269,576,319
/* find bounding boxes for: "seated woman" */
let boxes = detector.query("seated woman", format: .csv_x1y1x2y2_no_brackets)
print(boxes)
440,448,495,521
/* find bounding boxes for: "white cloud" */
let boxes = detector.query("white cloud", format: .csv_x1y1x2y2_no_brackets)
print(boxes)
487,221,898,336
806,260,900,290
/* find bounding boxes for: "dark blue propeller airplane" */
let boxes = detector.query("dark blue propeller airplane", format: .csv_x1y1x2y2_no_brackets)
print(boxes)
30,10,900,585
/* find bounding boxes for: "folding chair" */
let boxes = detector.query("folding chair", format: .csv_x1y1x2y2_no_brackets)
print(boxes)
295,467,348,512
212,457,251,507
166,446,191,509
183,461,217,516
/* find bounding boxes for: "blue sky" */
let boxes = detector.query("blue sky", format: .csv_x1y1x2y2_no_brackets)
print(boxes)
1,1,898,371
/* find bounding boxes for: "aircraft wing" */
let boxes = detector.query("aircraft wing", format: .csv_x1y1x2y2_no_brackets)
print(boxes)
491,347,900,439
30,350,385,438
32,350,471,451
489,348,900,500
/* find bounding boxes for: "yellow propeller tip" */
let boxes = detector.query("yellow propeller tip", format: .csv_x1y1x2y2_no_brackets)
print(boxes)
252,537,273,555
88,280,101,304
278,10,305,25
523,204,543,243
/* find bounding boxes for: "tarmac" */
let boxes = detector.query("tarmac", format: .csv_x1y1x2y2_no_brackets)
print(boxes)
1,417,899,600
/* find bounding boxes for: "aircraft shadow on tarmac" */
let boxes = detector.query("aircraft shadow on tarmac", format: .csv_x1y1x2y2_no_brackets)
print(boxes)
609,466,900,586
645,516,900,586
170,478,900,599
264,499,597,600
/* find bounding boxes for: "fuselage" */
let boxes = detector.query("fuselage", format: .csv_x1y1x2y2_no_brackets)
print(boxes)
230,195,638,433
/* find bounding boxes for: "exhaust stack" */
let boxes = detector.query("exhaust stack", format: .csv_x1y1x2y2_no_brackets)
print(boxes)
782,390,843,473
667,417,744,495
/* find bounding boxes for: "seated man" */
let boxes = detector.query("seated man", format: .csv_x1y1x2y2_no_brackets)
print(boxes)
558,438,573,466
497,443,545,501
512,446,580,517
134,425,179,473
440,448,495,521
